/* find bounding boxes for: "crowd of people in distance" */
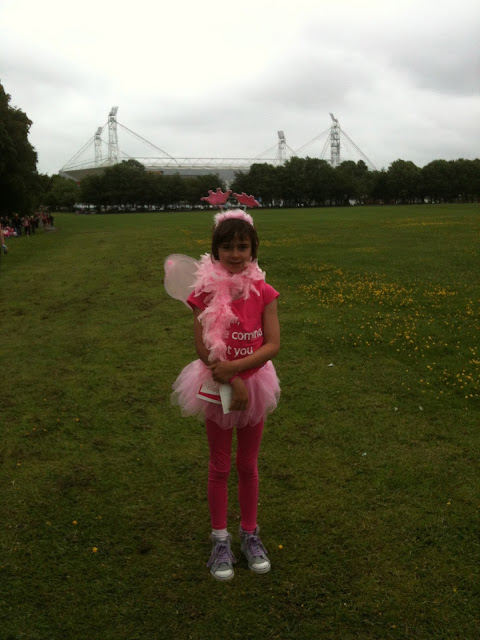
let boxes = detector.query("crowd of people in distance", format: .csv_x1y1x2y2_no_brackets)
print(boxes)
0,212,55,253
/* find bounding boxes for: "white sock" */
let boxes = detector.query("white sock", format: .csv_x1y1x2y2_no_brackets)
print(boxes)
212,528,228,539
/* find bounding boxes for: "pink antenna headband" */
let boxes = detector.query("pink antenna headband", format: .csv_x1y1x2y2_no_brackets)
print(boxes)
201,189,260,226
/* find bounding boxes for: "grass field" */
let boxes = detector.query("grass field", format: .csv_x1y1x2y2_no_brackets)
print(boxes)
1,204,479,640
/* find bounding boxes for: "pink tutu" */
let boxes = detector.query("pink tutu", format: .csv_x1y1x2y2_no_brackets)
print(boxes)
171,359,280,429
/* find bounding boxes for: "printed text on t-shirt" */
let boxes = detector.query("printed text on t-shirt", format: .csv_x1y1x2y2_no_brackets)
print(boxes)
226,327,263,357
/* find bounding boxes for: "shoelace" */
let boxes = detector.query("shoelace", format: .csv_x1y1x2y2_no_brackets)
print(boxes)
207,541,236,567
244,534,268,557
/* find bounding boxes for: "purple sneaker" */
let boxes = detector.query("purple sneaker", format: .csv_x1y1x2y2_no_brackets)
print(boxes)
207,533,236,581
240,526,271,574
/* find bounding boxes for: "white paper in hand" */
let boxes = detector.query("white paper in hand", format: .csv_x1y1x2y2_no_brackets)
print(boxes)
196,381,232,414
219,384,232,414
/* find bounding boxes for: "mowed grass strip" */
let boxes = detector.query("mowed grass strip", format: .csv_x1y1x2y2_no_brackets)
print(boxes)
1,205,479,640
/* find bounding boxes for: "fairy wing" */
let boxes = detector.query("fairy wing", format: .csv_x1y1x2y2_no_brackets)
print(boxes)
164,254,199,308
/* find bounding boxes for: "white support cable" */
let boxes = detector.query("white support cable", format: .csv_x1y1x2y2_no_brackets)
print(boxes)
63,158,104,170
253,143,281,160
117,122,178,163
320,134,331,161
339,128,377,170
252,135,294,164
117,148,136,161
294,127,330,156
61,134,98,170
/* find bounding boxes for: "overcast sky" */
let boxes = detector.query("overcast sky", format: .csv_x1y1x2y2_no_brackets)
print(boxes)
1,0,479,175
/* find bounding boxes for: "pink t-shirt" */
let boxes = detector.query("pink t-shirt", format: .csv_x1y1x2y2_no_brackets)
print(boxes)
187,281,279,379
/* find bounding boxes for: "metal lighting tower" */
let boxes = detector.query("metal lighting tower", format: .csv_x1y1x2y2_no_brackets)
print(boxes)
275,131,287,163
294,114,377,170
108,106,119,163
329,113,341,167
94,127,103,166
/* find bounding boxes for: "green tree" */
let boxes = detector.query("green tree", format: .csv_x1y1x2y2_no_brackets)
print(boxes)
387,159,422,204
44,175,80,210
243,163,278,206
162,174,187,208
102,159,147,208
185,174,224,207
230,170,254,198
0,81,38,214
452,159,480,203
369,170,390,203
142,172,164,208
333,160,371,203
421,160,455,202
470,159,480,202
304,158,334,205
33,173,53,209
277,157,307,206
79,173,107,210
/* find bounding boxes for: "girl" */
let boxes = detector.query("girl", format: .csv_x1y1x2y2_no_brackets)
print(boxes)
171,208,280,581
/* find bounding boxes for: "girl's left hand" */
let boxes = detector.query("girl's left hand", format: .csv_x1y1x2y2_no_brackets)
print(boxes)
230,377,248,411
208,360,237,383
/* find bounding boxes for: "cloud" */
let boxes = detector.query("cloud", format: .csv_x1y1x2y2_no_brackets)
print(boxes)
1,0,479,174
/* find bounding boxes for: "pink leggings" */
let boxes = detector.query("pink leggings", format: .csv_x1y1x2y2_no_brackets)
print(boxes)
206,418,264,533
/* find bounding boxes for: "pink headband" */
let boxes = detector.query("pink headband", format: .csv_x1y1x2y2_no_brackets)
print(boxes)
214,209,254,227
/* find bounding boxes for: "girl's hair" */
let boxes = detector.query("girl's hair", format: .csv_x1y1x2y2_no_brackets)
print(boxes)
211,218,259,261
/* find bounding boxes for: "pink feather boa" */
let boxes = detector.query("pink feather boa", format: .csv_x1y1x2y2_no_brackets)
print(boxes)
192,254,265,362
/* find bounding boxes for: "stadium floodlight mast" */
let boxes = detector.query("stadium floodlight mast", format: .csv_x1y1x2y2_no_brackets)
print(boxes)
108,106,119,163
275,131,287,163
94,127,103,166
329,113,341,167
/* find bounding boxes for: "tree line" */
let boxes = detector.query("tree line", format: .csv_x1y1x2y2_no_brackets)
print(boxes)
76,156,480,210
1,80,479,215
232,157,480,207
77,160,221,211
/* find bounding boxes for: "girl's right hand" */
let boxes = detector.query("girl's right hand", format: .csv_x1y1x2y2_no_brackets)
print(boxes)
230,377,249,411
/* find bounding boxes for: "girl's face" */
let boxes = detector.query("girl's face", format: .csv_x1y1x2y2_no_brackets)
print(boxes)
217,235,252,274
